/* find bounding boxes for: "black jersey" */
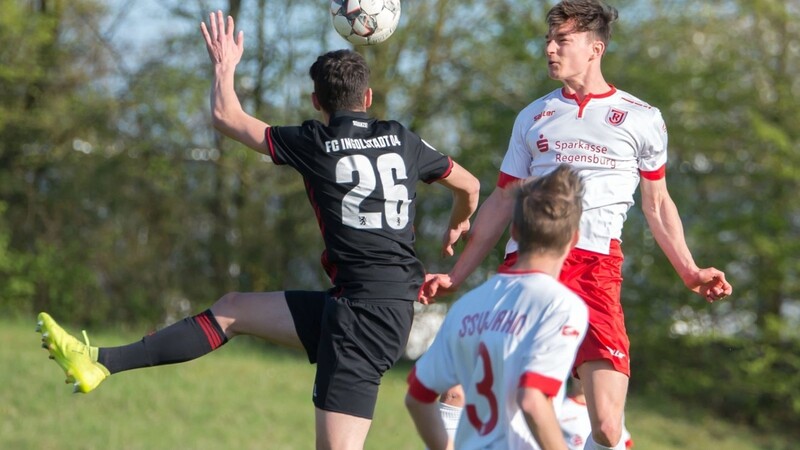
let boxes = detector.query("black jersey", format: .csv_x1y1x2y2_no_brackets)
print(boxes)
266,111,453,301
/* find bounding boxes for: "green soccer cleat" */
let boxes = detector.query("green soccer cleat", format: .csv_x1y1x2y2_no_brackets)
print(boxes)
36,312,110,394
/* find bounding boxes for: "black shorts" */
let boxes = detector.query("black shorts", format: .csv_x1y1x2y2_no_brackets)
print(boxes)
285,290,414,419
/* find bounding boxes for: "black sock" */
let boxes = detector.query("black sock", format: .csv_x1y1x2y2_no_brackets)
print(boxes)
98,309,228,374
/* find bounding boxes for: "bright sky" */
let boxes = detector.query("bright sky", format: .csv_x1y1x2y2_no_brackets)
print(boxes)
104,0,205,66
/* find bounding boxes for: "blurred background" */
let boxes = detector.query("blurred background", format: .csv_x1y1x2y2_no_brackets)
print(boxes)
1,0,798,443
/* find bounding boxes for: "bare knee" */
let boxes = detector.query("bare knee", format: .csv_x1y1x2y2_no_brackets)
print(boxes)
210,292,243,335
439,385,465,407
591,417,623,448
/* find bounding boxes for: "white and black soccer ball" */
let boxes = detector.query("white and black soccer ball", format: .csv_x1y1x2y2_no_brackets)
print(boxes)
330,0,401,46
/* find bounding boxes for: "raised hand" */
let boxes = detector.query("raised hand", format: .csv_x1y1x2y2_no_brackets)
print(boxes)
200,10,244,68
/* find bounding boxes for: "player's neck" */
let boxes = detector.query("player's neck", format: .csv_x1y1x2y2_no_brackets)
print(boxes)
321,110,333,125
561,71,609,102
509,253,565,278
320,107,368,126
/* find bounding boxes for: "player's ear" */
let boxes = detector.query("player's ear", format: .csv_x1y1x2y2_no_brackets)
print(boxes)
311,92,322,111
591,40,605,59
364,88,373,110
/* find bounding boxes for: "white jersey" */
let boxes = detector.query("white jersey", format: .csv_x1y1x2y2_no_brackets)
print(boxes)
500,86,668,255
409,269,588,450
559,396,633,450
559,396,593,450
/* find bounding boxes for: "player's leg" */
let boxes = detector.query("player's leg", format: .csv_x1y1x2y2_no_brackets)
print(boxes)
211,290,302,348
577,360,628,449
38,291,303,392
437,386,464,444
559,242,628,450
37,307,234,393
98,291,301,372
315,409,372,450
571,310,630,450
313,296,414,449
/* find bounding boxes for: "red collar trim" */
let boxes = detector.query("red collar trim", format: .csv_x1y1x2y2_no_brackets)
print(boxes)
561,84,617,101
561,85,616,118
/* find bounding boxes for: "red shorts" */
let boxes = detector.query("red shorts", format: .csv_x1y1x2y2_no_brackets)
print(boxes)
501,241,629,376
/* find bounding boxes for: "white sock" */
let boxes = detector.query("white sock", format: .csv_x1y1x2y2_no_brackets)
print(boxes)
424,403,462,450
583,435,624,450
439,402,462,439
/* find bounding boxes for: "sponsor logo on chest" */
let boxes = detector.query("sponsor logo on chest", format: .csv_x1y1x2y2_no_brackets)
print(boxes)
533,132,618,169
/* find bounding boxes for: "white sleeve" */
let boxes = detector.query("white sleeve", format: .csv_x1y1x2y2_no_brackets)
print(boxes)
637,108,668,173
499,108,535,179
518,299,588,396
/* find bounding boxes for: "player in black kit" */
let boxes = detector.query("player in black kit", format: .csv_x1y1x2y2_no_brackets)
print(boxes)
35,10,480,450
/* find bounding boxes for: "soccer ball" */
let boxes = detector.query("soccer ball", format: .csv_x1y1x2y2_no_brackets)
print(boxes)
330,0,401,46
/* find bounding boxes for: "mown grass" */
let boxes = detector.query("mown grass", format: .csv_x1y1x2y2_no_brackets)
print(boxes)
2,318,790,449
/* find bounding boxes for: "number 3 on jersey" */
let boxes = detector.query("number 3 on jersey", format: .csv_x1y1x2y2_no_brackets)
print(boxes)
336,153,411,230
466,342,499,436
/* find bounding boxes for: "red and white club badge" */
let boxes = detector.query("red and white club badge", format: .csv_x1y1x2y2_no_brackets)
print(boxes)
606,108,628,126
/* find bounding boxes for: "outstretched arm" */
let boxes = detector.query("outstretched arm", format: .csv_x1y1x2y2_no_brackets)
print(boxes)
449,185,514,286
640,177,732,302
421,185,514,302
200,11,270,154
435,161,480,258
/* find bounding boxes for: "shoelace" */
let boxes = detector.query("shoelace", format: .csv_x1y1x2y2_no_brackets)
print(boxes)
81,330,91,348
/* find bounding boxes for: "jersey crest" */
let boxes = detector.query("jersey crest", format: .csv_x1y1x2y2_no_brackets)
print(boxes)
605,108,628,126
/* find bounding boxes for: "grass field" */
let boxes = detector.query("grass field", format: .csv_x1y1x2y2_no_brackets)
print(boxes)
2,318,790,449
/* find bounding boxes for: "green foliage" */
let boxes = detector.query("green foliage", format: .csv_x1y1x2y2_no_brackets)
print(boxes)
0,203,35,316
634,332,800,437
611,0,800,334
0,0,797,436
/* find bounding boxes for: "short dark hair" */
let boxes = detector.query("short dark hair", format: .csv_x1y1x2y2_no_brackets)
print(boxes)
512,164,584,255
308,49,370,113
546,0,619,44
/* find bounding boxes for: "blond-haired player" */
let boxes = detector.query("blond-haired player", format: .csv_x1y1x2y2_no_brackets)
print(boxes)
407,165,588,450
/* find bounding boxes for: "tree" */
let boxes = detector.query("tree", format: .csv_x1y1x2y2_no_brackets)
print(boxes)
0,0,123,321
607,0,800,340
4,0,797,343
